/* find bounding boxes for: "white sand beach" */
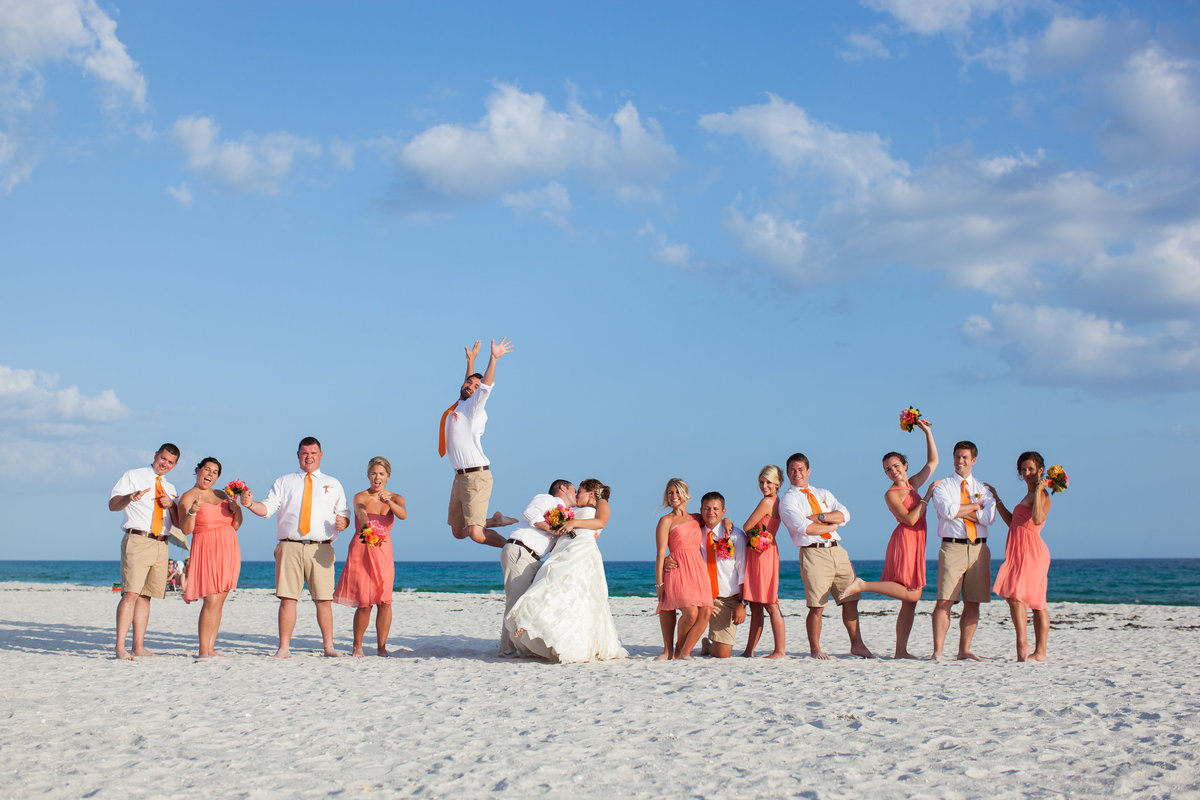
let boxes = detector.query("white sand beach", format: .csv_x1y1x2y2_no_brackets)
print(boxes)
2,582,1198,798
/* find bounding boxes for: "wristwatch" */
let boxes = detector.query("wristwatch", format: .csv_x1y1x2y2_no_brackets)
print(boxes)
818,512,826,522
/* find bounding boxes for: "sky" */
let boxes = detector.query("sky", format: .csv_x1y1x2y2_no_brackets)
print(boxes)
2,0,1198,566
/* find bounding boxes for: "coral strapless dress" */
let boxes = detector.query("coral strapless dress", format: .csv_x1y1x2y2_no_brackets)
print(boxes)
881,487,928,591
992,504,1050,610
333,513,396,607
742,501,781,603
183,501,241,602
656,518,713,612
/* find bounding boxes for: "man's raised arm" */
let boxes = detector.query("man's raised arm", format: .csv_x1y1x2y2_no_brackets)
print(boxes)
481,337,514,386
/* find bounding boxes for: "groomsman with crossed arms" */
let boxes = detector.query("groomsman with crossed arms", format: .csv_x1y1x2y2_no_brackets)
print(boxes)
109,443,180,660
779,452,876,659
929,440,996,661
242,436,350,658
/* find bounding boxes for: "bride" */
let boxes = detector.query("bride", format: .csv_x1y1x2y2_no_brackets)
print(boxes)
505,478,627,663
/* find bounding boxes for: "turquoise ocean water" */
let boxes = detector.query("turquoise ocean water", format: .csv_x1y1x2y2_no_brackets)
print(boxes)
1,559,1197,605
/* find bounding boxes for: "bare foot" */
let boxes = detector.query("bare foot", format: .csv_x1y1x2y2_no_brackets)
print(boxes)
653,652,671,661
699,637,712,656
741,650,755,658
765,651,788,660
674,654,692,661
272,647,291,659
893,650,918,659
810,649,831,660
351,647,366,658
377,647,391,658
840,577,866,602
1016,643,1029,662
1028,652,1047,662
114,648,135,661
131,648,158,658
323,647,345,658
487,512,518,527
513,628,526,638
929,652,943,662
850,644,876,659
957,651,986,662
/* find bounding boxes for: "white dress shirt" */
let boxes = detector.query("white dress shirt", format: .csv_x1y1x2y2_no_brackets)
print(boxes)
779,485,851,548
446,382,492,471
508,492,567,558
111,466,177,531
260,469,349,543
702,524,747,598
931,473,997,540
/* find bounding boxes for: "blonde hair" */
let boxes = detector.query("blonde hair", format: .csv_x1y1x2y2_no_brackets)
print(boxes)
367,456,392,477
660,478,690,508
579,478,611,503
758,464,783,489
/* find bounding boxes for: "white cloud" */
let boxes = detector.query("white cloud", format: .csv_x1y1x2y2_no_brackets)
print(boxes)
723,206,811,277
0,365,129,422
699,94,908,188
502,181,571,229
171,114,321,195
964,302,1200,390
330,137,355,170
165,182,192,206
1097,44,1200,167
862,0,1026,35
840,32,892,62
639,221,692,269
397,83,677,201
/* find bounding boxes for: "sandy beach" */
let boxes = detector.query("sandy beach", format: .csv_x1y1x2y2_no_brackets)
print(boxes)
3,582,1198,798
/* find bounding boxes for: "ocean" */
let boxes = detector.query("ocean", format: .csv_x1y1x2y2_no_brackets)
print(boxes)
1,558,1196,605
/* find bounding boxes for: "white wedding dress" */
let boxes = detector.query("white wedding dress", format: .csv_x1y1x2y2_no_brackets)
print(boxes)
504,506,628,663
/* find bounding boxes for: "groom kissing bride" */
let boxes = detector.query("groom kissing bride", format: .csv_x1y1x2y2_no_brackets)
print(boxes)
497,478,627,663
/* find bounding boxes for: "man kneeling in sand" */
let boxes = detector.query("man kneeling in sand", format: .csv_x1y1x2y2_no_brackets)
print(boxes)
497,479,576,657
697,492,747,658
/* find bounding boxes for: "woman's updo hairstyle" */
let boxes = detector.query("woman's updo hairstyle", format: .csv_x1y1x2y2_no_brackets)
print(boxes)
367,456,392,476
1016,451,1044,472
579,478,611,502
195,457,223,477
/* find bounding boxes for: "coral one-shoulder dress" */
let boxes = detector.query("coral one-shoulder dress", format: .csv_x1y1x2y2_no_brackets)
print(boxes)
992,504,1050,610
881,487,928,591
333,512,395,608
742,501,781,603
656,517,713,612
183,501,241,602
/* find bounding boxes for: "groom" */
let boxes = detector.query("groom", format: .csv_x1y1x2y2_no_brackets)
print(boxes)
497,479,576,657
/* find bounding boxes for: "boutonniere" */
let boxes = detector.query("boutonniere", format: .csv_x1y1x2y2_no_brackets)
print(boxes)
323,485,331,494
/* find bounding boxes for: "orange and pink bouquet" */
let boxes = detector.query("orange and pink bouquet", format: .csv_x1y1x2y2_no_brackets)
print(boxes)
746,523,774,553
899,406,925,432
712,531,735,559
1046,465,1069,494
358,519,389,548
223,479,249,499
544,505,576,538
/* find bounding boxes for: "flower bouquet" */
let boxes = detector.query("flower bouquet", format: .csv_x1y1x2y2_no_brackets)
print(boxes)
1046,465,1069,494
358,519,389,548
223,479,249,500
712,531,735,559
899,406,925,432
545,504,576,538
746,523,774,553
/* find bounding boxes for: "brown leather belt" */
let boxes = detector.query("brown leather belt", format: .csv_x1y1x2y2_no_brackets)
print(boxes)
455,465,490,475
506,539,542,561
804,540,839,549
126,529,168,542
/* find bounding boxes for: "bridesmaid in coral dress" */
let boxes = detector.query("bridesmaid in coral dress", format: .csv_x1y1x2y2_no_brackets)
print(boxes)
179,457,242,658
333,456,406,657
841,417,938,658
654,478,713,660
990,451,1054,662
741,465,787,658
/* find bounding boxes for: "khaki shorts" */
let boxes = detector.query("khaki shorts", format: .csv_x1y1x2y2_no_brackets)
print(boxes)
274,540,336,601
708,595,743,645
800,545,855,608
447,469,493,529
936,540,992,604
120,531,167,599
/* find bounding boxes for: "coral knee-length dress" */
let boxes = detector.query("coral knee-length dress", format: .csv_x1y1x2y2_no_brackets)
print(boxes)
992,504,1050,610
656,518,713,612
742,501,781,603
183,501,241,602
333,512,396,608
881,487,928,591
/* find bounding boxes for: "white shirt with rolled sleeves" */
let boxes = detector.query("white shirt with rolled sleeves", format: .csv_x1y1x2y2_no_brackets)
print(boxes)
507,493,567,559
779,485,851,548
446,382,492,472
111,467,177,531
930,474,996,540
703,524,747,598
259,470,349,543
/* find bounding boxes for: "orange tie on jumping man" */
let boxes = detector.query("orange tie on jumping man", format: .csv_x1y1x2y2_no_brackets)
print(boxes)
705,529,721,599
437,402,459,458
803,489,832,539
299,473,313,536
151,476,165,534
960,480,978,543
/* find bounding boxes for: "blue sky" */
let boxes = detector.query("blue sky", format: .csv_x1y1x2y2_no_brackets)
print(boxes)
2,0,1198,565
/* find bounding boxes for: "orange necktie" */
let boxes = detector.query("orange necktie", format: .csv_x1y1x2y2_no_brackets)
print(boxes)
437,402,459,458
151,476,165,534
299,473,313,536
960,480,977,542
705,529,721,599
803,489,832,539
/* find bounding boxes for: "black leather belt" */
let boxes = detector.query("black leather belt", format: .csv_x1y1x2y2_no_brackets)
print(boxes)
281,539,325,545
455,465,490,475
126,529,167,542
945,538,987,544
506,539,541,561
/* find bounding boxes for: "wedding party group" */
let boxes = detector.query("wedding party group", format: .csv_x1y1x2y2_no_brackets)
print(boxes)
108,338,1063,665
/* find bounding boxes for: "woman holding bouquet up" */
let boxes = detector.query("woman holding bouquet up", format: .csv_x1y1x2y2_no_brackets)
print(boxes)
180,457,242,658
990,452,1054,662
655,478,713,660
741,465,786,658
840,417,938,658
332,457,406,657
505,479,627,663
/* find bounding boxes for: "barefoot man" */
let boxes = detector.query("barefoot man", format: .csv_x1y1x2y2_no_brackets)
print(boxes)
696,491,747,659
439,338,514,548
929,440,997,661
109,443,180,660
779,452,875,660
242,437,350,658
